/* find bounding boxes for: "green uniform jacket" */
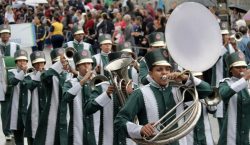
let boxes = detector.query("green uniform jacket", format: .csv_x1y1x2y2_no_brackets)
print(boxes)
186,102,216,145
218,77,250,145
138,59,149,85
7,69,29,131
0,42,20,57
63,40,95,56
24,71,46,138
114,77,212,145
60,78,99,145
84,81,136,145
34,62,69,145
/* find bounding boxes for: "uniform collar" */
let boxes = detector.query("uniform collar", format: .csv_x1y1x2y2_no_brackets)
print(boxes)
73,39,83,44
0,41,10,46
101,51,110,57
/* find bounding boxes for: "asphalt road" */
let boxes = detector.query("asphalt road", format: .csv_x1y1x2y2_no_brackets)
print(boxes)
0,47,220,145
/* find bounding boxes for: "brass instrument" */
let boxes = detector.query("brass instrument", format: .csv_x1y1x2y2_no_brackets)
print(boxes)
89,74,109,90
105,56,133,106
65,47,77,60
133,2,222,145
204,87,221,106
231,32,243,42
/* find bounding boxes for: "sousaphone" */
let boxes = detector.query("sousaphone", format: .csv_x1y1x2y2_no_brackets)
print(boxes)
133,2,222,145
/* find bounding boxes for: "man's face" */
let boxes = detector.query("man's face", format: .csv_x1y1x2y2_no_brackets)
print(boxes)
33,62,45,71
16,59,28,69
101,43,112,53
74,34,84,42
230,66,247,78
77,62,92,76
149,65,171,86
223,34,230,44
1,32,11,42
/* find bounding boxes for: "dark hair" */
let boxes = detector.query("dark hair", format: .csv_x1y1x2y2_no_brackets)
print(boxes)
239,26,248,35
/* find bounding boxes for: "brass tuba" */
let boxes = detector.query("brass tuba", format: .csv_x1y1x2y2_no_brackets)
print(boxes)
105,55,133,106
133,2,222,145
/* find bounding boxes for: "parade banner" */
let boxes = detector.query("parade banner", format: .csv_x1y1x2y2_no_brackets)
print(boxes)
9,23,36,48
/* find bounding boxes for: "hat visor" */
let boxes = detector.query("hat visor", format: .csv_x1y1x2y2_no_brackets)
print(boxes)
15,56,28,61
153,60,171,67
230,61,247,68
0,30,11,34
121,49,133,53
32,58,46,64
52,56,60,62
100,40,112,45
151,41,165,47
74,30,84,35
76,58,93,65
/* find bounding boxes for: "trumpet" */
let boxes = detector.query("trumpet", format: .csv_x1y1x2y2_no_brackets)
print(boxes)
65,47,77,60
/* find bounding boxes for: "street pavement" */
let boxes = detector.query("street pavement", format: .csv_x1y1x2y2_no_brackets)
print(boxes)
0,47,220,145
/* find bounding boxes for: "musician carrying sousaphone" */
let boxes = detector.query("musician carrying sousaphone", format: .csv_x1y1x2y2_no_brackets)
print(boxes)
84,51,136,145
114,49,213,145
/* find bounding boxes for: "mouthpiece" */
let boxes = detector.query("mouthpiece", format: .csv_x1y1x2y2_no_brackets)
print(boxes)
240,72,245,76
161,75,167,80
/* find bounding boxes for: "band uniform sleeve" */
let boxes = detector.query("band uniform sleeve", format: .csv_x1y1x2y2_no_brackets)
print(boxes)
83,85,110,116
219,78,247,103
114,89,144,139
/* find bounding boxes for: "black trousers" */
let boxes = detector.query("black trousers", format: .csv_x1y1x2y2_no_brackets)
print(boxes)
13,130,24,145
1,100,12,136
51,35,64,49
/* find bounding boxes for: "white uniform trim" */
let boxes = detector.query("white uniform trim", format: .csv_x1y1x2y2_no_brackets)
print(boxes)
140,85,159,123
202,104,214,145
93,54,104,75
10,69,21,130
31,87,39,138
230,78,247,92
95,91,111,107
15,70,25,80
93,111,100,144
10,42,17,57
225,79,238,145
72,79,84,145
67,41,91,51
101,83,114,145
68,82,82,96
126,122,143,139
51,61,63,74
45,76,60,145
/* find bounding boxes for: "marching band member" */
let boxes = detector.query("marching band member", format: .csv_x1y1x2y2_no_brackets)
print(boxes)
114,49,212,145
218,52,250,145
60,50,100,145
84,51,136,145
63,26,95,55
117,41,139,85
139,32,166,85
211,29,235,134
92,34,112,77
24,51,46,145
0,24,20,141
7,50,29,145
33,48,72,145
186,72,216,145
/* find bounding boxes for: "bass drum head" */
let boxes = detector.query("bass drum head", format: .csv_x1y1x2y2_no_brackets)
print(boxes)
165,2,222,72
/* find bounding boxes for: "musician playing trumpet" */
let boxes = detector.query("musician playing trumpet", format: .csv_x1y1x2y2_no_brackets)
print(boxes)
6,49,29,145
218,52,250,145
114,49,213,145
33,48,73,145
24,51,46,145
60,50,100,145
